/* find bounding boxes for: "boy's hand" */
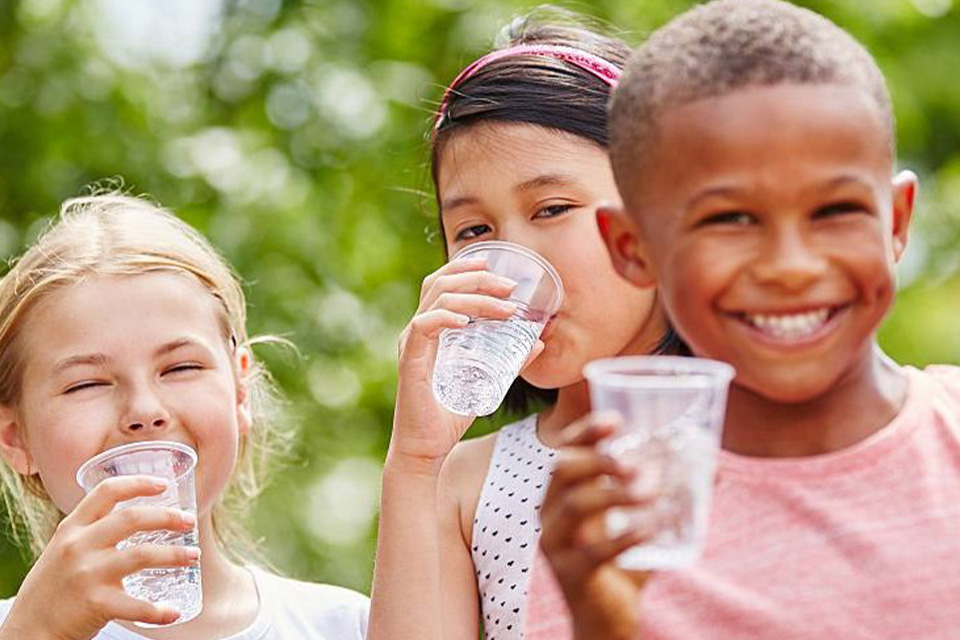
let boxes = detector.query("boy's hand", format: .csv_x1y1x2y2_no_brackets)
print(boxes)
391,258,525,474
539,414,654,640
0,475,199,640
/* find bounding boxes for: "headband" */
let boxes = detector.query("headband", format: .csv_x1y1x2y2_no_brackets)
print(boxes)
434,43,622,132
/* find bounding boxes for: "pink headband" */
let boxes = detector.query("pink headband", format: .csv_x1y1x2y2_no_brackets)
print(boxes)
434,44,622,132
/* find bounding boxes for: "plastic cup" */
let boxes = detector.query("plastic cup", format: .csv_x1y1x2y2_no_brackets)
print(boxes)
432,241,563,416
76,441,202,626
584,356,734,570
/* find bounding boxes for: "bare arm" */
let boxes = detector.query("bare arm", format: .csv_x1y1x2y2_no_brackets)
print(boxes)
367,260,516,640
368,454,445,639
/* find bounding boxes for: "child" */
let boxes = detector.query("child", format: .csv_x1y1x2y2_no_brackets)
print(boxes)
523,0,960,638
368,12,684,640
0,194,369,639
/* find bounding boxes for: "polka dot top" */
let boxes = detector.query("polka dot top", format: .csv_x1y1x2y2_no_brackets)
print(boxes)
471,415,558,640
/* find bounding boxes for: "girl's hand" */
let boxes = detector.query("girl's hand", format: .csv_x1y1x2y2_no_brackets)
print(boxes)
539,414,654,640
391,257,540,473
0,475,200,640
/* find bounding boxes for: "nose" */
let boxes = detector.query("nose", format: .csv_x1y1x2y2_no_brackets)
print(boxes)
121,383,171,435
751,226,828,292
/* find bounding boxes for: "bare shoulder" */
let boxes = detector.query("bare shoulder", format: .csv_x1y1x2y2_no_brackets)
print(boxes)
439,430,501,544
440,431,499,501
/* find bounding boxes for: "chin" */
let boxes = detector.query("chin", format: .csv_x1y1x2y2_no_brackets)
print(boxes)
739,374,839,406
521,355,584,391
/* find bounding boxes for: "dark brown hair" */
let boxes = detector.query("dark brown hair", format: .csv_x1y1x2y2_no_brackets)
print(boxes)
430,10,688,415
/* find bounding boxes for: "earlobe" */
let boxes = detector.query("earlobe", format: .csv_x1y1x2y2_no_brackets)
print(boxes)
891,170,918,261
0,405,33,476
596,204,656,288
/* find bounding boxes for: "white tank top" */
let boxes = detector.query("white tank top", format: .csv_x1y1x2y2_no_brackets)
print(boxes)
471,415,558,640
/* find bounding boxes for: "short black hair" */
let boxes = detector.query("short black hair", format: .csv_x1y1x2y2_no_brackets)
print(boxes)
610,0,894,203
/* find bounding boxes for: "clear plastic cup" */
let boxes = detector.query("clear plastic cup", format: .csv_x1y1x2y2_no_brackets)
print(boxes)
76,441,202,626
432,241,563,416
584,356,734,570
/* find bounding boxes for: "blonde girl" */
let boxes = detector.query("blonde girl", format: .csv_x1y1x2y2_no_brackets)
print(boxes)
0,194,368,640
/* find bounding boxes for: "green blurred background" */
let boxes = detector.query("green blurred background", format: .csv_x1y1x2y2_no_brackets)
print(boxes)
1,0,958,597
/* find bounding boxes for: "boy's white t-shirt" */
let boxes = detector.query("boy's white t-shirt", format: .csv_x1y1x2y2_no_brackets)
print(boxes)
0,566,369,640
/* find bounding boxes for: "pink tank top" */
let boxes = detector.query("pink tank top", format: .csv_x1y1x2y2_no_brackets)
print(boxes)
524,365,960,640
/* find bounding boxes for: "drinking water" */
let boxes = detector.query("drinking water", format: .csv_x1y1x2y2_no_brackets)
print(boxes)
433,317,543,416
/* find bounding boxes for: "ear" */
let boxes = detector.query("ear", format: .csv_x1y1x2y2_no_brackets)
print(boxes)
890,170,917,262
0,405,33,476
234,347,253,436
596,204,656,288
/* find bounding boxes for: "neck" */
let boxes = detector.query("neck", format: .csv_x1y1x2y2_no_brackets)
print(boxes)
722,346,908,458
118,512,259,639
538,314,670,448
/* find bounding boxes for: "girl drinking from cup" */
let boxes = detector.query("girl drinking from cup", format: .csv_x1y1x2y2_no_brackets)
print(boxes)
0,194,369,640
369,12,684,640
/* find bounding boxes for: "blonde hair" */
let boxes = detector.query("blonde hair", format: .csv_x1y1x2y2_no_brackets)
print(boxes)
0,193,291,560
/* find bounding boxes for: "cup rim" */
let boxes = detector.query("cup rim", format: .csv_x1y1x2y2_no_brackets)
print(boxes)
76,440,198,490
451,240,563,314
583,355,735,389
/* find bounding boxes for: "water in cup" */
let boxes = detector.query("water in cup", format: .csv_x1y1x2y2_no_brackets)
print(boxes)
76,441,202,626
584,356,734,570
603,413,717,568
432,241,563,417
115,488,201,625
433,314,544,416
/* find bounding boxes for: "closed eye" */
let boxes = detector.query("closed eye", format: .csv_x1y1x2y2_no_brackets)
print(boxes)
163,363,204,376
64,380,107,394
454,224,491,242
697,211,755,227
814,201,870,218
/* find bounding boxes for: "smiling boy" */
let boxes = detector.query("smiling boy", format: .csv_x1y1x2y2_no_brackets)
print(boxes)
523,1,960,638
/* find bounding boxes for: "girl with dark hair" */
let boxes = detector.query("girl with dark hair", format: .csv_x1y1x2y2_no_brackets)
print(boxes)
369,12,684,640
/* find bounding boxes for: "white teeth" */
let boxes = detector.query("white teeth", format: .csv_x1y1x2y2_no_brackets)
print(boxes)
745,308,831,340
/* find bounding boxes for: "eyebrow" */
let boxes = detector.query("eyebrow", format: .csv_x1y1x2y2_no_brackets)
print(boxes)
514,173,578,193
440,173,579,216
683,175,874,212
154,338,207,358
53,353,109,375
51,338,208,375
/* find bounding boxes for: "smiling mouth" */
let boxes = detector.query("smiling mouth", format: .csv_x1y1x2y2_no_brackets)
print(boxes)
733,306,847,341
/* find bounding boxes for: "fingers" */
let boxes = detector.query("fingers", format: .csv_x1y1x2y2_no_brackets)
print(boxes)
105,543,201,580
427,292,516,321
111,595,184,627
558,529,648,573
92,505,197,547
71,476,170,525
419,260,516,308
399,310,470,357
541,478,646,550
560,411,622,448
419,257,488,298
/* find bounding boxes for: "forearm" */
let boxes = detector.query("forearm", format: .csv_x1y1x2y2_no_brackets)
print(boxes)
367,454,444,640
